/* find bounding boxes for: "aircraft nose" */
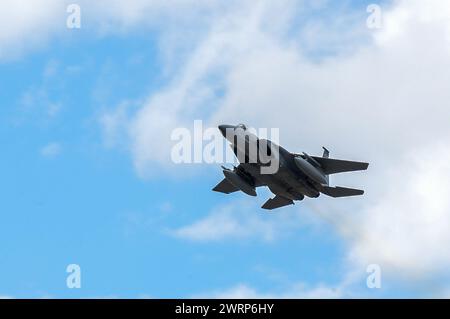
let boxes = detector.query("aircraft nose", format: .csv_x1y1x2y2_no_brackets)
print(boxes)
218,124,235,137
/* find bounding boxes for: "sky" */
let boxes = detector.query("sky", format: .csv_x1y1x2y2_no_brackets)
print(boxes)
0,0,450,298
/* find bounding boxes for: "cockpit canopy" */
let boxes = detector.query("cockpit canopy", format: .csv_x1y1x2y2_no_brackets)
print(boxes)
236,123,247,130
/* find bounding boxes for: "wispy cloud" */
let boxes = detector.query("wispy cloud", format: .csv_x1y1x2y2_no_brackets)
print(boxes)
170,199,309,242
40,142,62,158
16,59,64,124
0,0,235,61
194,282,343,299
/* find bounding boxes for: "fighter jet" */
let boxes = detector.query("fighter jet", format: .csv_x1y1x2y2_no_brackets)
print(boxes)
213,124,369,210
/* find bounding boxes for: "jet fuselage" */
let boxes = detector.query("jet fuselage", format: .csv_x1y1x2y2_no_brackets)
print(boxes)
214,124,368,210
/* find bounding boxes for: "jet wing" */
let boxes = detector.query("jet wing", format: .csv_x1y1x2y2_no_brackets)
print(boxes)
212,178,239,194
261,195,294,210
321,185,364,197
311,157,369,175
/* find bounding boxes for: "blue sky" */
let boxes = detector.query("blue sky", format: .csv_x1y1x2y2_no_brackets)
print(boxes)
1,0,450,298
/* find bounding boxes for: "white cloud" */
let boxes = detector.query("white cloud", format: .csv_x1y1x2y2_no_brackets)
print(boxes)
99,101,132,149
40,142,62,158
19,88,62,121
111,0,352,177
344,142,450,278
0,0,66,60
17,60,63,122
0,0,236,61
171,200,306,242
195,282,343,299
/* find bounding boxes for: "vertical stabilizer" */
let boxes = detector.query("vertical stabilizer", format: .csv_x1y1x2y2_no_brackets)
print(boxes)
322,147,330,185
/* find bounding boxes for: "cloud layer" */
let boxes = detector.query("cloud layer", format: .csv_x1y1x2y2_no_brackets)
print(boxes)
197,283,343,299
171,200,306,242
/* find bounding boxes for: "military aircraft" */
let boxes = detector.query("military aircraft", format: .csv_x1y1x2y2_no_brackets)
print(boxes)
213,124,369,210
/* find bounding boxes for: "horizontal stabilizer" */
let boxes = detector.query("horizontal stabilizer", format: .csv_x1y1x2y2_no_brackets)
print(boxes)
212,178,239,194
321,185,364,198
311,157,369,175
261,195,294,210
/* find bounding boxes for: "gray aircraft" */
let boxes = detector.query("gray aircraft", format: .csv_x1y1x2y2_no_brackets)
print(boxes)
213,124,369,210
